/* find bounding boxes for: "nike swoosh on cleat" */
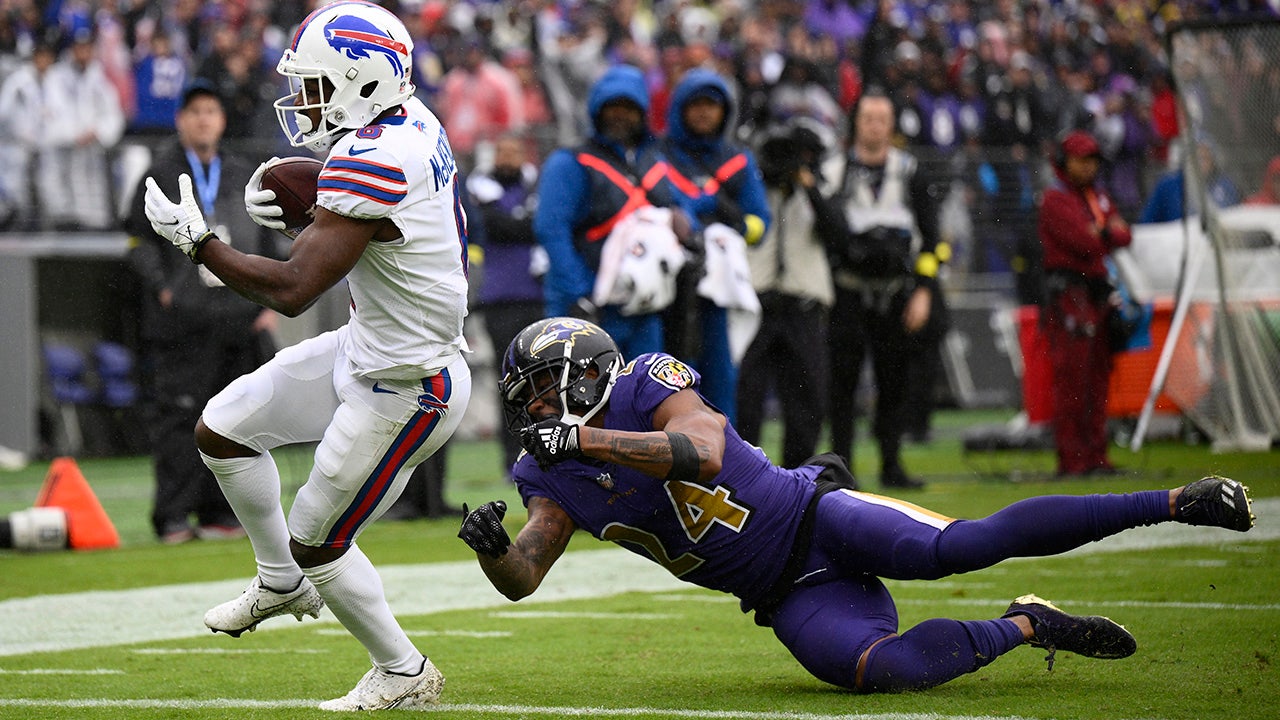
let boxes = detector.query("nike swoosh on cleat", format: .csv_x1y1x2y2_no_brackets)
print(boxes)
349,146,376,156
372,382,398,395
249,597,294,619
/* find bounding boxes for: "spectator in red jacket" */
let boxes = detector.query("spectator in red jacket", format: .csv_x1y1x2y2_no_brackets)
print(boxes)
437,37,524,168
1037,130,1131,477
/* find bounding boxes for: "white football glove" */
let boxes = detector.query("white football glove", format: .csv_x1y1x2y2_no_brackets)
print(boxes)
244,157,285,230
144,174,214,262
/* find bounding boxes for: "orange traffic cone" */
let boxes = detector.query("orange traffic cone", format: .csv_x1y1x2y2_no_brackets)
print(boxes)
34,457,120,550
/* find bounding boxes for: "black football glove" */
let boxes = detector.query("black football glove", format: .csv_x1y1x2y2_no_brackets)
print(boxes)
458,500,510,559
519,418,582,469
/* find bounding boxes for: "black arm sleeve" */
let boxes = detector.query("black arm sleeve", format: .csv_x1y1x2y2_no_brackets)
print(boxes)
908,166,941,256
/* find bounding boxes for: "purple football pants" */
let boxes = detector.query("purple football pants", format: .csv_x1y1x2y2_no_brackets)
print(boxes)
769,489,1170,692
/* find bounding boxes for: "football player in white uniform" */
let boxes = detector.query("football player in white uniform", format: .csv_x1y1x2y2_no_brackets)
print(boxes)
143,2,467,710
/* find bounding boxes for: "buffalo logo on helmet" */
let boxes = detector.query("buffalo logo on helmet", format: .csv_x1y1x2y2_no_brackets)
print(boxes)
324,14,408,77
648,357,694,390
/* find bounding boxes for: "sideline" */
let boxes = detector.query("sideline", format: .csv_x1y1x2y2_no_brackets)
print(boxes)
0,548,684,657
2,498,1275,658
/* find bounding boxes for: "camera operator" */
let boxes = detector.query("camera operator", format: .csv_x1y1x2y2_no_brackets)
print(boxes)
821,89,946,490
735,122,839,469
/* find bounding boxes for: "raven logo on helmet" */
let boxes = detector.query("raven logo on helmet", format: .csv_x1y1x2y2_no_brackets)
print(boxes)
528,318,600,357
324,15,408,77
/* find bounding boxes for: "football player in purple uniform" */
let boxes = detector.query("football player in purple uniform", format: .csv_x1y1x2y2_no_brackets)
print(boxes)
459,317,1256,693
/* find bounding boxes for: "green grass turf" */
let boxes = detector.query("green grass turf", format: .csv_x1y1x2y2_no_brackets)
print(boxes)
1,410,1277,719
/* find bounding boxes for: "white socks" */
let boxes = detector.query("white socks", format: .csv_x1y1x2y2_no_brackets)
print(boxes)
305,544,424,675
199,450,302,592
201,451,422,675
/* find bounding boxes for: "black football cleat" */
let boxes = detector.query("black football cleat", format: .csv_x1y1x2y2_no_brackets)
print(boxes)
1176,475,1255,532
1003,594,1136,671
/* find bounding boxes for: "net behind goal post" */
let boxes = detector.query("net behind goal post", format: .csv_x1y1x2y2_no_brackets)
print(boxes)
1130,18,1280,452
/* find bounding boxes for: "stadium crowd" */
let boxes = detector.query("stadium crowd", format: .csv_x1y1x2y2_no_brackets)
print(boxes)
0,1,1274,244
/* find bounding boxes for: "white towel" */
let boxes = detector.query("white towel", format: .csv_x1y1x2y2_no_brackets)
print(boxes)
699,223,761,363
592,206,688,316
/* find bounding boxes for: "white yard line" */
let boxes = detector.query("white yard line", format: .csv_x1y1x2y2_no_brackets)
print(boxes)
0,668,123,675
0,698,1070,719
128,647,329,654
313,628,514,638
488,610,680,620
1,498,1275,658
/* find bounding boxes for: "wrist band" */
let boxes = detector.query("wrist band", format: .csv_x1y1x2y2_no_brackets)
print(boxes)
190,230,218,264
664,431,700,484
914,252,939,278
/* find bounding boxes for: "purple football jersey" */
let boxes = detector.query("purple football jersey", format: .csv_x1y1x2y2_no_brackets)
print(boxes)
514,353,821,612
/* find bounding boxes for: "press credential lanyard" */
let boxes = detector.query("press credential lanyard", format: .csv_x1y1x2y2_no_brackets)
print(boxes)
184,148,221,220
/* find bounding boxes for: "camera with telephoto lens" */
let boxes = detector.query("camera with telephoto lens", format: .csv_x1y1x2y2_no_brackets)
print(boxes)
758,133,802,189
758,124,827,189
845,225,913,277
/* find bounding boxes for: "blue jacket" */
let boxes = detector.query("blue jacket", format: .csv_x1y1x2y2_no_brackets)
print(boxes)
661,69,770,241
131,54,186,133
533,65,688,315
1139,169,1241,224
1139,171,1185,224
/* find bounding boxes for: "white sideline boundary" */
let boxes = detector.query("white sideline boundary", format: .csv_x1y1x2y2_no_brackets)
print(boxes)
0,548,685,658
1,498,1276,658
0,698,1061,720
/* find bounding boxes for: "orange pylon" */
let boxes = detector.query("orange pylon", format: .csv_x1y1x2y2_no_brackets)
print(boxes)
34,457,120,550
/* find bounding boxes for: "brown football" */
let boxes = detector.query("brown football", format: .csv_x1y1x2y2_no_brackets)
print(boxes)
259,156,323,239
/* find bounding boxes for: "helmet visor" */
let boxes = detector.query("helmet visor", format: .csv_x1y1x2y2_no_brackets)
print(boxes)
273,56,341,150
501,363,568,435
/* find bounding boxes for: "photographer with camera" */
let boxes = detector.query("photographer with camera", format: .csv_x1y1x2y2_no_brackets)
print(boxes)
736,121,838,469
821,89,946,490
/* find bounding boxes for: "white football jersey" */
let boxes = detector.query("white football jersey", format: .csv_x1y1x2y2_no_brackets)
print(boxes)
317,97,469,379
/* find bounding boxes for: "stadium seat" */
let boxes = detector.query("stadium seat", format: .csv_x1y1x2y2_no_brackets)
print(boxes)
42,344,95,456
93,341,138,408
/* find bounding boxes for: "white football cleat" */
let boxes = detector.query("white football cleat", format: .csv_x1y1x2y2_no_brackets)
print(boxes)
203,576,324,637
319,660,444,711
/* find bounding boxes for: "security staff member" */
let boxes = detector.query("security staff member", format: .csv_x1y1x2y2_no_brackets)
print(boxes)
533,64,692,359
124,81,282,543
821,89,946,490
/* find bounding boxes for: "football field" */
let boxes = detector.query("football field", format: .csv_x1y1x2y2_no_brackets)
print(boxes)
2,411,1277,720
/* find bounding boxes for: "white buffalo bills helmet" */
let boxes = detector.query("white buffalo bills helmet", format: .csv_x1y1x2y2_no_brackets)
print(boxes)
275,1,414,151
